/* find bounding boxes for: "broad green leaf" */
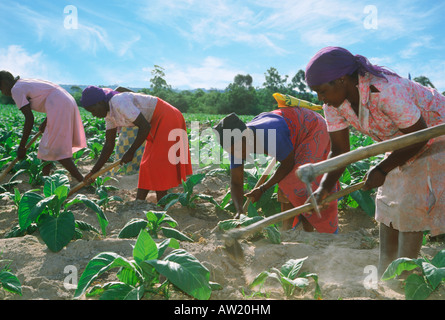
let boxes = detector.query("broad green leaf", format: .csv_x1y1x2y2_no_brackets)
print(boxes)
22,194,56,229
281,257,308,280
240,215,263,227
183,173,205,192
217,219,241,231
405,273,433,300
52,185,69,212
422,262,445,290
43,174,70,197
146,210,177,228
99,283,144,300
117,267,140,287
74,252,138,299
196,194,219,207
250,271,271,289
0,271,22,296
146,249,211,300
75,220,100,234
67,194,108,235
247,202,259,217
265,225,281,244
178,192,189,206
157,238,180,258
118,218,148,239
350,190,375,217
39,210,76,252
431,249,445,268
157,193,180,210
161,227,193,242
381,258,422,280
133,230,158,265
210,281,223,291
18,191,44,229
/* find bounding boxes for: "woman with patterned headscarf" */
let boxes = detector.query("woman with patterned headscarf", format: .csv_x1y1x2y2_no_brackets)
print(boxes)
0,71,86,182
305,46,445,274
80,86,192,202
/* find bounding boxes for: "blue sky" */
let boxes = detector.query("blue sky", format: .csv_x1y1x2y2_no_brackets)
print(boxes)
1,0,444,92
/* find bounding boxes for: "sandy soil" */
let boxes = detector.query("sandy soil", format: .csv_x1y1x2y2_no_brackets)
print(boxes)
1,165,444,301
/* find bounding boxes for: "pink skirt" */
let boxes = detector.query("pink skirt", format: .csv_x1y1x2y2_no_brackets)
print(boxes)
376,135,445,236
38,90,86,161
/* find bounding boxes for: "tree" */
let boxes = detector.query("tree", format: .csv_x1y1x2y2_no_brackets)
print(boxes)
219,74,259,115
289,70,307,93
149,65,171,93
70,85,82,105
263,67,288,93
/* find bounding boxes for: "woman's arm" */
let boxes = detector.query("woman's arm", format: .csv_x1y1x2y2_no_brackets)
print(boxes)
312,127,350,204
245,152,294,203
363,116,428,190
18,104,34,159
121,113,151,164
230,165,245,218
88,128,117,176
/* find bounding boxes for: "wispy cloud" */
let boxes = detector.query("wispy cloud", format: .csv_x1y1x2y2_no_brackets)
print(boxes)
161,56,245,89
0,45,65,82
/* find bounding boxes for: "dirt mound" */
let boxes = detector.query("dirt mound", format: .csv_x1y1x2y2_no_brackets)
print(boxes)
1,170,444,300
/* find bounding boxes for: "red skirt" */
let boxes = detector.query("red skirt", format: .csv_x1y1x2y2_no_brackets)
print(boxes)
271,107,339,234
137,99,193,191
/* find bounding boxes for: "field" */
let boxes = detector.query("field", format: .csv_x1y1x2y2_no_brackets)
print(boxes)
1,104,444,301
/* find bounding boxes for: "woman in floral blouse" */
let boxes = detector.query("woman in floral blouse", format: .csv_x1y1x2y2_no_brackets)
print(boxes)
305,46,445,275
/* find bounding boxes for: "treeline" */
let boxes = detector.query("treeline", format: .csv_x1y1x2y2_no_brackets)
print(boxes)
1,66,442,116
122,66,320,115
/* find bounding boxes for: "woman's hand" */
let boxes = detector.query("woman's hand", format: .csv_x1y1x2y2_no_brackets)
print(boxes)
245,187,263,204
121,150,135,164
363,165,387,190
83,172,96,185
306,186,330,212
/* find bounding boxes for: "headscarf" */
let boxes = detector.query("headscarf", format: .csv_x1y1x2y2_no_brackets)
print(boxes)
305,46,399,87
80,85,120,108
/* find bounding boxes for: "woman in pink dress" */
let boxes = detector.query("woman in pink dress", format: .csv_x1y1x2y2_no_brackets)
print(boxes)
0,71,86,182
305,47,445,275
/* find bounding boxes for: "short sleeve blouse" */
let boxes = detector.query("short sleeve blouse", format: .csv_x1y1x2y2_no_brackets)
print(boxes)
105,92,158,130
230,112,293,168
323,73,445,142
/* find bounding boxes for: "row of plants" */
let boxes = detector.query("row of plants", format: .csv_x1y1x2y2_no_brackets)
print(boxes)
1,106,443,300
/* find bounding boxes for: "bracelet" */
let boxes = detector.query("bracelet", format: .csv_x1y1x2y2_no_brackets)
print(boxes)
375,165,388,176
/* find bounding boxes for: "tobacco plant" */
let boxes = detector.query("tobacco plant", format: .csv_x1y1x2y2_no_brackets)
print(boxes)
0,255,22,296
15,173,108,252
250,257,321,299
74,229,218,300
382,249,445,300
92,176,123,211
118,210,193,242
157,173,220,210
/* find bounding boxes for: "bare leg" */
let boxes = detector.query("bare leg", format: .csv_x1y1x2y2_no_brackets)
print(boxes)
398,231,423,259
136,188,149,200
156,190,168,202
58,158,83,182
42,162,53,176
378,223,399,276
300,215,315,232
